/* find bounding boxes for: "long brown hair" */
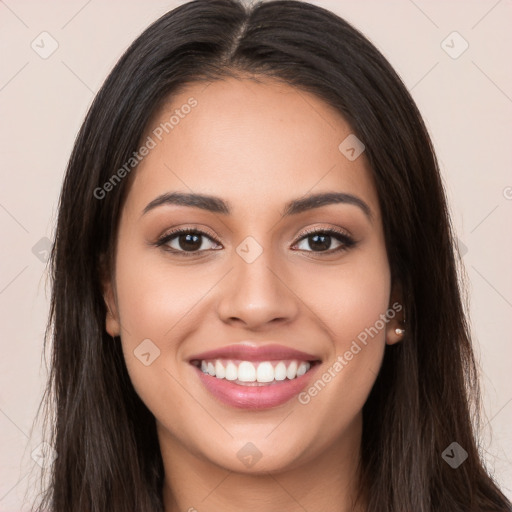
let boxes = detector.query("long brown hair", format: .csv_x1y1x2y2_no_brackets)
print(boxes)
33,0,511,510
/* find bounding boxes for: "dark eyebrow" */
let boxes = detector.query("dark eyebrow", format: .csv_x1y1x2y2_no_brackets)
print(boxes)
281,192,372,221
142,192,230,216
142,191,372,222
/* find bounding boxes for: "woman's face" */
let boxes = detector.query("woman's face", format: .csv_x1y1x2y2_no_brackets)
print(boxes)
103,76,403,474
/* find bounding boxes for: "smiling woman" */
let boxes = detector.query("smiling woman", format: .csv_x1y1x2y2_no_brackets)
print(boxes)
34,1,511,512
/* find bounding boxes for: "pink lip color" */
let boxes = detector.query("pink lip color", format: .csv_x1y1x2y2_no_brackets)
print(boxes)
189,343,321,409
189,343,318,363
193,365,320,409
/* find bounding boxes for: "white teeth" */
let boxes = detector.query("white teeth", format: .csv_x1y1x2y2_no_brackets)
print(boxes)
297,362,310,377
274,362,287,381
215,360,225,379
237,361,256,382
256,361,274,383
286,361,298,380
197,358,313,383
225,361,237,381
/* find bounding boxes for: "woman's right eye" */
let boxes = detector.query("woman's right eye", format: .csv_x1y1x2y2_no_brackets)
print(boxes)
156,228,221,256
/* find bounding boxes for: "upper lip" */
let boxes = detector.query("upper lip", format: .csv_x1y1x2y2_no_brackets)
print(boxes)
188,343,320,363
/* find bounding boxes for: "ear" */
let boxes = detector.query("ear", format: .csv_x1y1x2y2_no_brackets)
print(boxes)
99,253,121,337
385,280,405,346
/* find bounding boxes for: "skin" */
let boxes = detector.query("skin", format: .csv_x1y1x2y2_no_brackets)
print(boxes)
103,75,404,512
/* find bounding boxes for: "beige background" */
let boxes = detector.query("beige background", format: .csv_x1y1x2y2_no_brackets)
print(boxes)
0,0,511,508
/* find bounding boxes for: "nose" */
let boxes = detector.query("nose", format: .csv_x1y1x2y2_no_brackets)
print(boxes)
216,247,299,330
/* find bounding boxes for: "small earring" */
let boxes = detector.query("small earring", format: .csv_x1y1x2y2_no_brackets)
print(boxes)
395,328,405,336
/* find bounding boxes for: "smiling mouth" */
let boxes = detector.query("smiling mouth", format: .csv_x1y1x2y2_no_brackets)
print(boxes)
190,358,320,386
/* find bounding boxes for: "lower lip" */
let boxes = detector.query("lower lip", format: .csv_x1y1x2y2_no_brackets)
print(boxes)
193,364,319,409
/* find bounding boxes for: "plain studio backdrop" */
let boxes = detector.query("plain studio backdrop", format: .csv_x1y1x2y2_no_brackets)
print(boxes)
0,0,510,509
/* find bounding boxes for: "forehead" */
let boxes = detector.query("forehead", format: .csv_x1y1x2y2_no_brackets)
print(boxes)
125,76,379,220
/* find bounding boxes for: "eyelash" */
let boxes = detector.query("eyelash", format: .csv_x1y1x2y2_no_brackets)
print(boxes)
155,226,357,257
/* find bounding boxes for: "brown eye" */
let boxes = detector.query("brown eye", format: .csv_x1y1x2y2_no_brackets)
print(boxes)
294,229,356,254
157,229,221,255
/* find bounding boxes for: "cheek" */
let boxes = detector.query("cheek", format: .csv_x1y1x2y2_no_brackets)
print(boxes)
305,246,391,349
112,237,226,401
114,236,214,340
295,246,390,412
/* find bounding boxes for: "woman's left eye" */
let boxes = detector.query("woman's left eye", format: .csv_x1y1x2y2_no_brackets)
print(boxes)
293,229,356,254
156,227,356,257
